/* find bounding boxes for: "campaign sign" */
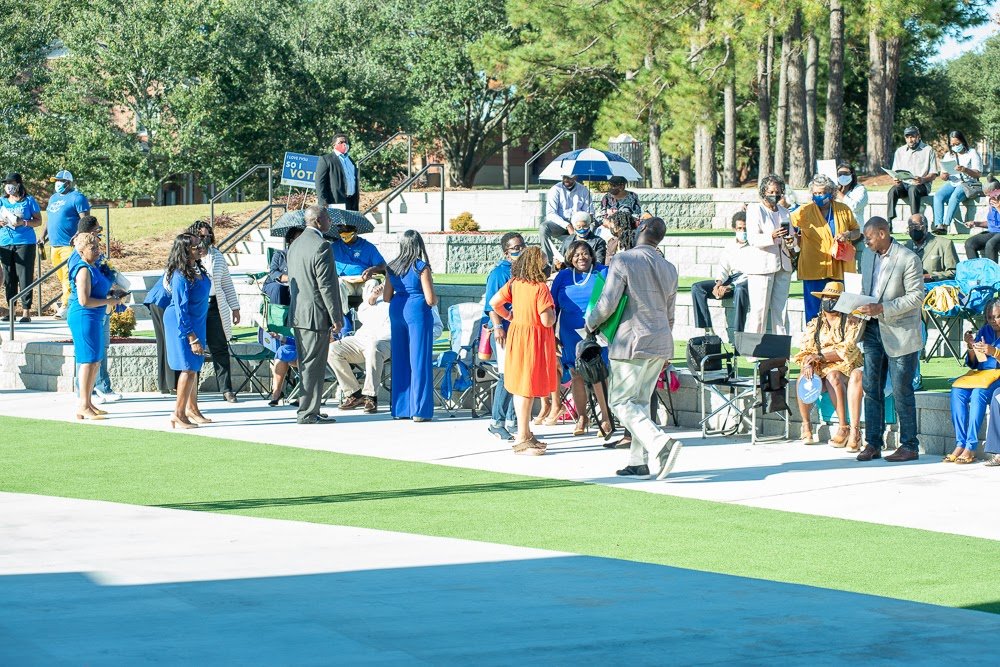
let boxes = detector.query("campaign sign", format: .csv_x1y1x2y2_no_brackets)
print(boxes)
280,152,319,188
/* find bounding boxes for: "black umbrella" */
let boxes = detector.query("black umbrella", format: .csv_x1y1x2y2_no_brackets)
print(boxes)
327,207,375,234
270,208,375,239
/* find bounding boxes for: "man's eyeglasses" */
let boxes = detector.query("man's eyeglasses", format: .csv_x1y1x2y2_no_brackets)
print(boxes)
506,244,525,253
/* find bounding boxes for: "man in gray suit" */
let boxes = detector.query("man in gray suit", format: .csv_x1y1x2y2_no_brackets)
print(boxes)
855,217,926,461
586,217,683,480
288,206,343,424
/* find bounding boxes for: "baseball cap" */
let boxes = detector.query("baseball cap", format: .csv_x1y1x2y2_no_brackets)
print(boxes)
903,125,920,137
797,375,822,405
49,169,74,182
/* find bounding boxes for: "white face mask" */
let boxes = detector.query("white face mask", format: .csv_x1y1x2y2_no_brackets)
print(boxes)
837,175,852,187
736,230,748,243
3,184,16,196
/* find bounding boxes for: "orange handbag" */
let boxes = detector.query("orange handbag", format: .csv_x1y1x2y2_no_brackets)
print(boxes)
831,239,856,262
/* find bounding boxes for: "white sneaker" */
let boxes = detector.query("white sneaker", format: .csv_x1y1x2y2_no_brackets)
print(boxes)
95,390,123,403
54,306,67,319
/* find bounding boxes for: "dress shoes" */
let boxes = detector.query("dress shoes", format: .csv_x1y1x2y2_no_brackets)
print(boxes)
856,445,882,461
339,393,364,410
298,413,336,425
884,447,919,462
223,391,238,403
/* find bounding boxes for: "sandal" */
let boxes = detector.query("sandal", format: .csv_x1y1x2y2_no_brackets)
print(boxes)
845,427,862,453
600,421,614,439
799,425,817,445
532,401,552,426
942,454,959,463
573,417,587,436
985,454,1000,467
955,454,977,464
829,425,850,448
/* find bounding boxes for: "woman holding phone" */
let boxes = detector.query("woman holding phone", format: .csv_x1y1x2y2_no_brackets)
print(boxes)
743,174,797,335
932,130,983,234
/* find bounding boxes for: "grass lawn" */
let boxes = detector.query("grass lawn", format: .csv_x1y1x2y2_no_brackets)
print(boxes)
53,201,268,243
1,414,997,613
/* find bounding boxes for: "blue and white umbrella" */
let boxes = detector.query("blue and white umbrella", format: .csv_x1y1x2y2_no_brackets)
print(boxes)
538,147,642,183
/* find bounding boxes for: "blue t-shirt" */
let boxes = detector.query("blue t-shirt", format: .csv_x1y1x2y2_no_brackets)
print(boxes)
484,258,513,330
987,207,1000,234
332,237,384,277
0,196,41,246
45,189,91,247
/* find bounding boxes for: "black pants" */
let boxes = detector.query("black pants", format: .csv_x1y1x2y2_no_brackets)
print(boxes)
965,232,1000,263
148,303,177,393
690,280,750,332
206,297,233,394
886,183,929,223
0,243,36,311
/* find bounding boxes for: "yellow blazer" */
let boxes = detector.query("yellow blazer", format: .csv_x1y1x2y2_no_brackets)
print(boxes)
791,201,859,280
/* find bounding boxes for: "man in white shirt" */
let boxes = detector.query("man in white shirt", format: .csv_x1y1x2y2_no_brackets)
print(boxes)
886,125,937,226
329,280,392,414
540,175,592,263
690,211,751,334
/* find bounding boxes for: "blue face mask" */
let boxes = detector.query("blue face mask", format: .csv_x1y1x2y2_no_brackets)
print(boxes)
576,227,591,237
813,193,832,207
54,181,68,195
953,144,966,153
509,251,521,259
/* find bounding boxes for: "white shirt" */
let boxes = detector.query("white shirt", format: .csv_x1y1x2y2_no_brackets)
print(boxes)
891,142,936,179
545,182,592,226
942,148,983,185
869,241,897,298
840,184,868,226
744,202,795,274
715,239,753,285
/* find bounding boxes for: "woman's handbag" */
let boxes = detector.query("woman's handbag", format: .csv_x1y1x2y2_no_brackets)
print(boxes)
575,334,609,385
952,369,1000,389
830,239,856,262
478,324,493,360
961,180,985,200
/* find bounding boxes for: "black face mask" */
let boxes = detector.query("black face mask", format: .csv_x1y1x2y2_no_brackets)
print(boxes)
908,228,925,243
821,299,837,313
764,194,780,207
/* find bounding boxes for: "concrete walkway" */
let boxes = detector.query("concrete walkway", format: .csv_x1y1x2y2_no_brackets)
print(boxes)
0,389,996,541
3,492,1000,665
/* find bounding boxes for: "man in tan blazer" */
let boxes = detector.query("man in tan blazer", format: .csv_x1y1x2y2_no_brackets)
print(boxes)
855,217,926,462
586,217,683,480
288,206,343,424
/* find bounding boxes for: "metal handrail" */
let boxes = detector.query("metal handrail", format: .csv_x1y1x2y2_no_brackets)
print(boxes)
363,163,445,233
210,164,273,228
9,258,67,340
523,130,577,192
357,131,413,194
217,202,288,255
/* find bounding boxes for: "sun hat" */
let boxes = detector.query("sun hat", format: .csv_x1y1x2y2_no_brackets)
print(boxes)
797,375,822,405
2,173,21,183
810,281,845,300
49,169,74,182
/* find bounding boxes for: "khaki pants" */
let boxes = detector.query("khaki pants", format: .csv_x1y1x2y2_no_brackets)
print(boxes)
744,269,792,336
608,357,672,467
328,334,390,397
51,245,75,309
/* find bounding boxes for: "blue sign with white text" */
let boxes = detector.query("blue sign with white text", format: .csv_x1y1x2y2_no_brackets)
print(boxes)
280,152,320,188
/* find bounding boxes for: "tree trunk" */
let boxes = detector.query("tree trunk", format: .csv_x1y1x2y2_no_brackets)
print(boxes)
883,36,902,164
775,31,790,180
678,156,691,189
648,119,665,188
805,32,818,174
823,0,845,160
865,30,887,174
695,123,716,188
786,12,809,188
501,117,510,190
757,27,774,179
723,46,737,188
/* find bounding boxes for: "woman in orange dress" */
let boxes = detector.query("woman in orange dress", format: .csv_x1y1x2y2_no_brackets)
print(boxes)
489,246,558,455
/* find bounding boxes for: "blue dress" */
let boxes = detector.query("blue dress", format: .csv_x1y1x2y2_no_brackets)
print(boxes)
551,264,609,368
164,268,211,372
388,260,434,419
67,261,112,364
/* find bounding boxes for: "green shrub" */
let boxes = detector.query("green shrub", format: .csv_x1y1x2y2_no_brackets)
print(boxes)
109,307,137,338
449,212,479,232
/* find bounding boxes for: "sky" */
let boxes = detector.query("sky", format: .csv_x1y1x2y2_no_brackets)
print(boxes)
934,1,1000,61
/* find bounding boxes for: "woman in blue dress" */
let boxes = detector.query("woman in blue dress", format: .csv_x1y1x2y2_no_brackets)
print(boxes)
382,230,436,421
67,233,126,420
550,240,613,437
163,233,212,429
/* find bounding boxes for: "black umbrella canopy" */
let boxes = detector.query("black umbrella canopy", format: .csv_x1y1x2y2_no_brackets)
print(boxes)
270,208,375,238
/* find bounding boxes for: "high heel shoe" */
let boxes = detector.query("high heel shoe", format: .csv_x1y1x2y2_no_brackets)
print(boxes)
532,402,552,426
186,414,213,425
170,417,198,429
75,409,106,421
267,397,281,407
573,417,588,436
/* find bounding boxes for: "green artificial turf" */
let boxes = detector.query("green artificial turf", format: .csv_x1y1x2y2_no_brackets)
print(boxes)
2,415,998,612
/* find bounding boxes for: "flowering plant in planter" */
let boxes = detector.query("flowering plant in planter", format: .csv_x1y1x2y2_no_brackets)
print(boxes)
109,307,137,338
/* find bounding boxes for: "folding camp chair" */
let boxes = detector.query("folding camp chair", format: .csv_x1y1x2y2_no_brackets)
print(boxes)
924,259,1000,360
690,333,791,444
433,302,484,416
230,331,274,399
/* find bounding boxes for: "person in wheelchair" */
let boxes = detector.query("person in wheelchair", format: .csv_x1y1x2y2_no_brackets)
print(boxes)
793,281,865,451
550,240,613,436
